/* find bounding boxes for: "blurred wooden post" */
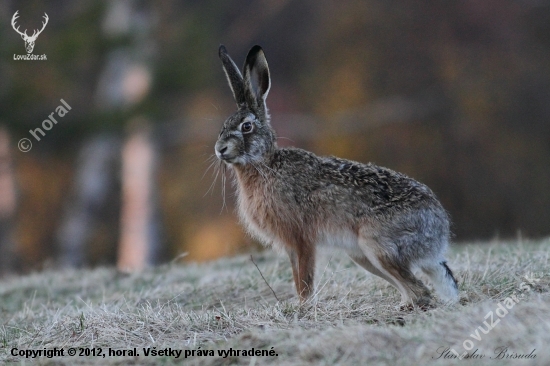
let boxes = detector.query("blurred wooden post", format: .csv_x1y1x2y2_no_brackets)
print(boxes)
0,127,18,274
117,123,160,272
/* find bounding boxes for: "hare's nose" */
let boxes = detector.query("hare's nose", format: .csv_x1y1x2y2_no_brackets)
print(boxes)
216,146,228,158
215,143,229,159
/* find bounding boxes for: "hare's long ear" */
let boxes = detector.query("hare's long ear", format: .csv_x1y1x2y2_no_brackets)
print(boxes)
219,45,246,106
243,45,271,113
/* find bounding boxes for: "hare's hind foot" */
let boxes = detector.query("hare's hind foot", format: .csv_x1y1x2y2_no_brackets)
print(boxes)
420,260,459,303
356,239,433,306
398,299,436,312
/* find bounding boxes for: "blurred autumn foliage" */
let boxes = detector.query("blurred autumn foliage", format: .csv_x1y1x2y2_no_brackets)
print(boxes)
0,0,549,272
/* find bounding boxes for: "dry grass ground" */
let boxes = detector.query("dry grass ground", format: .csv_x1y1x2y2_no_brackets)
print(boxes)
1,239,549,365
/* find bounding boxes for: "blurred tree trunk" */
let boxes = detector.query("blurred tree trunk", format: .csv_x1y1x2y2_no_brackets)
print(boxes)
57,135,119,268
0,128,18,274
117,123,161,272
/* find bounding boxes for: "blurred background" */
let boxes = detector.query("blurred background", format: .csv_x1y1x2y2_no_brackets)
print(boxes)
0,0,549,274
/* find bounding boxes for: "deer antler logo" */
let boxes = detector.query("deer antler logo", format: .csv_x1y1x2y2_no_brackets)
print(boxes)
11,11,49,54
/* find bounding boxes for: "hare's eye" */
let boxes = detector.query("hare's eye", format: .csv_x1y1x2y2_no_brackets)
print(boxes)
240,121,253,133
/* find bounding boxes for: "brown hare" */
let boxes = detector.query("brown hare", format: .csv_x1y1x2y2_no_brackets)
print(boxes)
214,45,459,307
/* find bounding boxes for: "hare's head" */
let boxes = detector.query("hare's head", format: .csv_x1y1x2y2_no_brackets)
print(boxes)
215,45,276,165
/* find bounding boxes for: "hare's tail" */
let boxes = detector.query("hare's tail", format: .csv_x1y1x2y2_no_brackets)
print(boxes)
421,260,459,303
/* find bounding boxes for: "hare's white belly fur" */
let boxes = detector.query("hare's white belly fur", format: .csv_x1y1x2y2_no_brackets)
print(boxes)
316,229,363,256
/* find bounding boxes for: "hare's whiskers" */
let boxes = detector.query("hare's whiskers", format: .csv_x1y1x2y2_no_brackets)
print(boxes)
201,155,219,181
204,160,221,197
220,163,228,214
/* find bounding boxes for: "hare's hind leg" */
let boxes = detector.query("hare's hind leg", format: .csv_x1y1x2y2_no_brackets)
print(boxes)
420,260,459,303
348,253,401,291
380,258,433,307
285,243,315,303
358,237,432,306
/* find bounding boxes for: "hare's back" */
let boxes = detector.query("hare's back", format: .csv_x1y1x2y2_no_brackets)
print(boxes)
271,148,438,212
319,156,438,210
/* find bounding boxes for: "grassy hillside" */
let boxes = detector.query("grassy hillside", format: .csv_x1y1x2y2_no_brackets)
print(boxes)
1,239,549,365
